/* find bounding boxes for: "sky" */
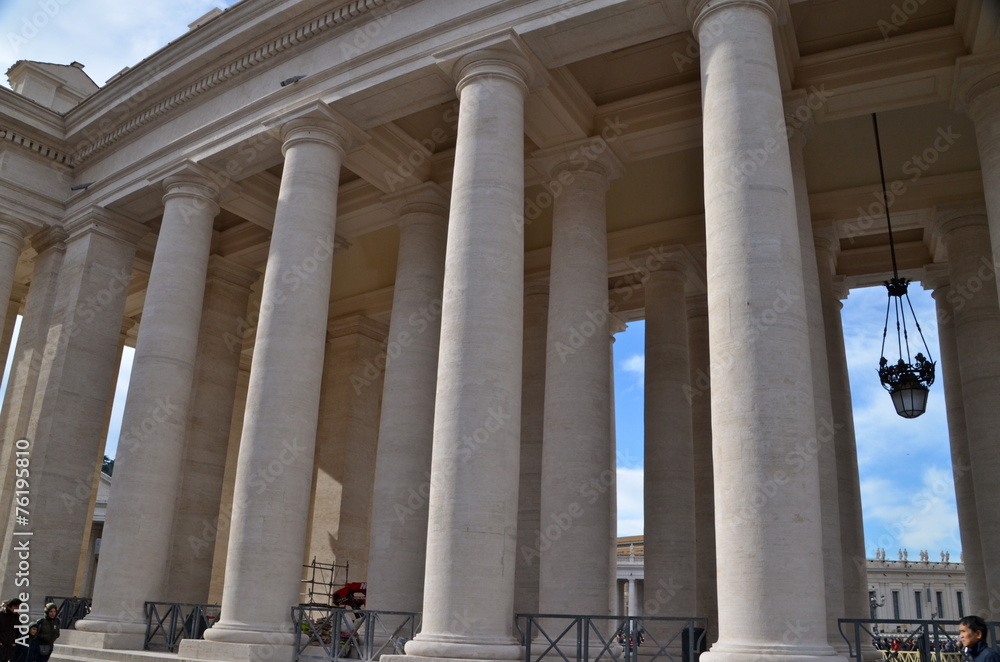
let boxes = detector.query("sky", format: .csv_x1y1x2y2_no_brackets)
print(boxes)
0,0,961,562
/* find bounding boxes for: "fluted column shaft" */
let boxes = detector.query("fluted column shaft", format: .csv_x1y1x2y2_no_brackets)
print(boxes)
813,235,868,621
643,262,695,618
403,43,531,661
688,294,717,640
202,115,351,646
366,184,449,613
688,0,838,659
165,257,259,603
787,103,846,650
931,205,1000,620
537,147,616,618
923,269,987,617
79,174,217,637
514,278,548,615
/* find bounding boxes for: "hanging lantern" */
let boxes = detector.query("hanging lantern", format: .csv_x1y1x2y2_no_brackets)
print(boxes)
871,115,936,418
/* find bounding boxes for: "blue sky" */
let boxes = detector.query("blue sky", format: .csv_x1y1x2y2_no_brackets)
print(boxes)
0,0,961,561
613,285,959,558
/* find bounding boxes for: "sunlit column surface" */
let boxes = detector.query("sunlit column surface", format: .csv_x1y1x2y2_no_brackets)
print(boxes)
687,0,842,659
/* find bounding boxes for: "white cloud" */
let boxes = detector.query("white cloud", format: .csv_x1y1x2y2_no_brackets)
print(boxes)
620,354,644,377
860,466,961,557
617,467,644,536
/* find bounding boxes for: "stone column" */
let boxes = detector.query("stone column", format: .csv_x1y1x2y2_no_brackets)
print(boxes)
164,256,259,603
628,579,639,617
955,55,1000,303
208,365,251,605
0,227,66,539
0,285,26,377
399,36,535,662
786,96,847,652
0,215,27,351
930,203,1000,620
514,276,547,616
922,265,988,617
643,258,696,618
366,183,449,614
536,138,620,620
0,210,145,608
307,315,387,583
813,234,867,621
197,106,360,652
687,1,841,659
77,167,219,641
688,293,717,640
608,315,625,616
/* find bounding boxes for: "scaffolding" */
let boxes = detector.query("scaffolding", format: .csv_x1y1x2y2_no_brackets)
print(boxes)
301,557,350,607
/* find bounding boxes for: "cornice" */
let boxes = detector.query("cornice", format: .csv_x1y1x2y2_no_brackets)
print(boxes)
0,126,74,168
70,0,404,167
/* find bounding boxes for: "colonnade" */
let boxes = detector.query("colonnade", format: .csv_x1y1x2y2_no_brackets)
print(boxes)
1,2,1000,662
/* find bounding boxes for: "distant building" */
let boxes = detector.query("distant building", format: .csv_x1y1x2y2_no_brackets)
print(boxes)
616,538,967,625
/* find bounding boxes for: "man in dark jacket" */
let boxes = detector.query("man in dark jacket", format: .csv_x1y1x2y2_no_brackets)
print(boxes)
0,599,23,662
33,605,58,662
960,615,1000,662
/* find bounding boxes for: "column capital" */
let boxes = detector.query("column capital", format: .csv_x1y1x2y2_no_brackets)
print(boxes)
63,206,148,247
206,254,260,291
921,263,950,294
0,214,31,249
531,136,625,184
381,181,450,218
687,0,785,35
953,52,1000,114
609,313,628,336
29,225,68,255
931,200,988,241
831,274,850,301
435,30,546,96
150,161,223,218
267,101,368,157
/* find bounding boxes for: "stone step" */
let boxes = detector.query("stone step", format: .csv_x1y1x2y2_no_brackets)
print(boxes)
52,644,186,662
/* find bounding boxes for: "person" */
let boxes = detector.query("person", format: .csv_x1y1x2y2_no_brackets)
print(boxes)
0,600,23,662
12,623,39,662
33,605,58,662
959,615,1000,662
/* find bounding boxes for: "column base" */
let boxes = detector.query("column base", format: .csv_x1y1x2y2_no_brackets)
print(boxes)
179,639,296,662
701,643,848,662
58,629,146,650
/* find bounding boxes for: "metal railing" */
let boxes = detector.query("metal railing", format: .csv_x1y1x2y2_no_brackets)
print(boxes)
838,619,1000,661
517,614,708,662
44,596,91,630
292,606,420,662
144,601,221,652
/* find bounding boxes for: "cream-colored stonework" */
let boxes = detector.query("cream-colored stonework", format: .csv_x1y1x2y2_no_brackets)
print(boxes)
0,1,998,662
